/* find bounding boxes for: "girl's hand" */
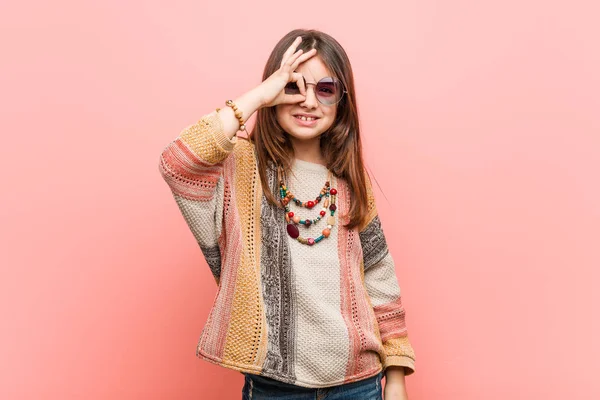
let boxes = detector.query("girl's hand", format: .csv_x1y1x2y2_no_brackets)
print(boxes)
384,382,409,400
258,36,317,108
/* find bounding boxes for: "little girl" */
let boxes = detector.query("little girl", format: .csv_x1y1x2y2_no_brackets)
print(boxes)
159,29,416,400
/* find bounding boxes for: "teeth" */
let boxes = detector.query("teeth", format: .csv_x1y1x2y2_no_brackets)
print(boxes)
296,115,316,121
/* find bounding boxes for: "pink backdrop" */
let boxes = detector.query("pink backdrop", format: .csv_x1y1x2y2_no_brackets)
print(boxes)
1,0,599,399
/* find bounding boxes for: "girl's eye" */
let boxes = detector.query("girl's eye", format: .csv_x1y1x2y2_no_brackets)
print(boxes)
285,82,300,93
317,83,336,95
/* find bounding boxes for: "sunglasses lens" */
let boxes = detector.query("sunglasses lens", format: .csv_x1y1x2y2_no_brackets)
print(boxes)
316,77,343,105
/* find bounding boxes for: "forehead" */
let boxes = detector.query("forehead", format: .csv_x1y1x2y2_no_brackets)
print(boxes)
295,56,333,81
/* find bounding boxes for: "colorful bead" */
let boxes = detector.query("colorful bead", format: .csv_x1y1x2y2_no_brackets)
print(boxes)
288,212,294,218
330,188,337,195
329,204,337,211
322,228,330,238
307,238,315,245
287,224,299,239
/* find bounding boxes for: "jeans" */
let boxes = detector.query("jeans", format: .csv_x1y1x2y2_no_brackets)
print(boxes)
241,371,383,400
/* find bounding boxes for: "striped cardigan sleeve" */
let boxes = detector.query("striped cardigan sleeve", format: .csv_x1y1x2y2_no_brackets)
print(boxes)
359,171,416,376
158,110,237,285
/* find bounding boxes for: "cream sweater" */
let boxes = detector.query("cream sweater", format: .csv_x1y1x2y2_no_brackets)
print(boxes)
158,110,416,388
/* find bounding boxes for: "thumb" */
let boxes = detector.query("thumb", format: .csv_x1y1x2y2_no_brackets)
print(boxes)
280,94,306,105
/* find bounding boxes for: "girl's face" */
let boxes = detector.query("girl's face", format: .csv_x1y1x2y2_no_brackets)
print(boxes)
275,56,337,142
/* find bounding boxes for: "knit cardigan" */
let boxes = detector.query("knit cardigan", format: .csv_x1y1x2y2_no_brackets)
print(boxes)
158,110,416,388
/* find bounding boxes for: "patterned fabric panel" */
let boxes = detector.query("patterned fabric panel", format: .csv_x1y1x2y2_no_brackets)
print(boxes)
258,162,297,383
359,215,390,271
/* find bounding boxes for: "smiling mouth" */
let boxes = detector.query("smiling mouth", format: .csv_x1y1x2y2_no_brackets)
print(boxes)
294,115,319,121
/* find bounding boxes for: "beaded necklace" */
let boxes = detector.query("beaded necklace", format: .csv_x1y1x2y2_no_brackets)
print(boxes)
277,164,338,246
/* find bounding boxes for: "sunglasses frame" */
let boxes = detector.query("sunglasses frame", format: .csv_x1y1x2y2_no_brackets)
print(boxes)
285,76,348,106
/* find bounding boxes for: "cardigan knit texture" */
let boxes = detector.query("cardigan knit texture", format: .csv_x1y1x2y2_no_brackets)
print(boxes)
158,110,416,388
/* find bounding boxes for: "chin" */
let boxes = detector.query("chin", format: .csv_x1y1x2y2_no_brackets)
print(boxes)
287,132,323,141
284,126,325,141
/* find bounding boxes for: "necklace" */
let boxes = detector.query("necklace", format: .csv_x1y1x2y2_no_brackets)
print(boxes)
277,165,338,246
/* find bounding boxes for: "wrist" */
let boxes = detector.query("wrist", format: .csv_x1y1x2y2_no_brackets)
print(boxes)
385,366,406,383
237,87,265,111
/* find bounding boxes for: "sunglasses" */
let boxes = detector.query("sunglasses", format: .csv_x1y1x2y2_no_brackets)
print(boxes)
284,76,347,106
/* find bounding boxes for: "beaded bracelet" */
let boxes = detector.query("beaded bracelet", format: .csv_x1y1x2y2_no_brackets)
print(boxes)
216,99,246,131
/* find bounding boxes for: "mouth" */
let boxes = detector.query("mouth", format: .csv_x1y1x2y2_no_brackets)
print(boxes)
293,114,320,122
292,114,320,127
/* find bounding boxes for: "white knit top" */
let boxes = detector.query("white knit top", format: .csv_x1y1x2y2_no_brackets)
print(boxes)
285,158,348,381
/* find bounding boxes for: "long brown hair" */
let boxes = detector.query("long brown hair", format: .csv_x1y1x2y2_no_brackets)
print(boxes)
250,29,368,230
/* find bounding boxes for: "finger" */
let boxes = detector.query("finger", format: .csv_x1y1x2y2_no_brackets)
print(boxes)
281,94,306,105
280,36,302,67
292,72,306,96
290,48,317,71
283,48,304,69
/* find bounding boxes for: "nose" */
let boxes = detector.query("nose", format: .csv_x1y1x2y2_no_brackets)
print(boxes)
300,85,318,109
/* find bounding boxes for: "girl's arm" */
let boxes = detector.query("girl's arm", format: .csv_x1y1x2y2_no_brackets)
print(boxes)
157,93,259,284
216,88,264,140
359,172,417,379
157,37,319,284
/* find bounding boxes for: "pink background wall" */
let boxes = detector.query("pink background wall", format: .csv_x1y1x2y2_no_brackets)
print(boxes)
1,0,598,399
